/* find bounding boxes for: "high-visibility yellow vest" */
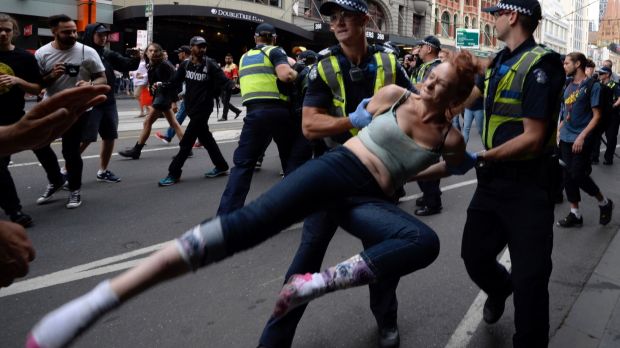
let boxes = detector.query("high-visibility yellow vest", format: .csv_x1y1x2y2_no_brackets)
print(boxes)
483,45,558,157
411,58,440,84
316,51,396,136
239,45,288,105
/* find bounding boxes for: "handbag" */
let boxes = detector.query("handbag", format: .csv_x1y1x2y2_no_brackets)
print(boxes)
152,85,172,111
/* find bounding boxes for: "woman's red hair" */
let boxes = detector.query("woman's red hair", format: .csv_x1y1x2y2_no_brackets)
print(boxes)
449,50,484,106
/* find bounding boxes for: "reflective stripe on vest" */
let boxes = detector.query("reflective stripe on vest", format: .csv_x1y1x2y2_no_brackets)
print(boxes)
412,59,440,84
483,46,552,153
317,51,396,136
239,46,288,104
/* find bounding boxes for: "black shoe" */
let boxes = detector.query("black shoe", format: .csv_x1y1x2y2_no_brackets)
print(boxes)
592,158,599,164
600,199,613,225
414,205,442,216
556,212,583,227
10,211,33,228
415,197,425,207
603,159,613,165
483,288,513,324
234,111,241,119
118,144,142,159
378,325,400,348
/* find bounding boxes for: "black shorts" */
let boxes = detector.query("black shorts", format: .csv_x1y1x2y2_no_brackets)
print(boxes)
82,102,119,142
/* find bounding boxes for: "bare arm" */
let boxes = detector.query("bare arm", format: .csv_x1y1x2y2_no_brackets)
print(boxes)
0,74,42,95
275,63,297,83
480,116,548,162
76,71,106,87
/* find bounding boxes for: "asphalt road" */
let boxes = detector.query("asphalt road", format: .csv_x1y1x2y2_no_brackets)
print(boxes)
1,97,619,348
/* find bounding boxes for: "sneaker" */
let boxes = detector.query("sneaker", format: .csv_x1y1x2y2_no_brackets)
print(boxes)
378,325,400,348
155,131,171,144
158,175,179,187
254,160,262,171
66,190,82,209
204,167,229,178
96,170,121,183
600,199,613,225
10,211,33,228
37,181,66,204
234,111,242,119
556,212,583,227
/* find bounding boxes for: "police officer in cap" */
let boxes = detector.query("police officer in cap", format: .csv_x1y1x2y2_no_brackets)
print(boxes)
462,0,564,346
217,23,304,215
409,35,444,216
257,0,412,347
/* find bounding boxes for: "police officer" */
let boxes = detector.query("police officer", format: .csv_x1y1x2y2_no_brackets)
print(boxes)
257,0,412,347
462,0,564,346
217,23,303,215
410,36,444,216
595,66,620,165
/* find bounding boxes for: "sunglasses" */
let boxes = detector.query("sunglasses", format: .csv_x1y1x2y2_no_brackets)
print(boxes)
329,11,357,23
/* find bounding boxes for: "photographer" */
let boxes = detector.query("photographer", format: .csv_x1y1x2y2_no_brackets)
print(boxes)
80,23,140,183
35,14,106,209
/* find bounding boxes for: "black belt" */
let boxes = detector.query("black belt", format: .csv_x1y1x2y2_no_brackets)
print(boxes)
476,158,548,184
246,102,288,113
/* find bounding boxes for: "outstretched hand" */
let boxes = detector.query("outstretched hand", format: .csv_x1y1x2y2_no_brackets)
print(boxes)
0,85,110,156
0,221,35,288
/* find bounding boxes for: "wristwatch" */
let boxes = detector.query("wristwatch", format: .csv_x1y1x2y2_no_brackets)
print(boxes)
475,150,487,168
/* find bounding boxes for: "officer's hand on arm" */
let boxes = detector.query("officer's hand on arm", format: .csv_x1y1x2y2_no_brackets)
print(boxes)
0,85,110,156
0,221,36,288
348,98,372,129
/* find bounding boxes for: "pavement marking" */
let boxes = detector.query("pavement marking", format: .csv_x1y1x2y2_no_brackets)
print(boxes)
0,177,480,298
444,249,512,348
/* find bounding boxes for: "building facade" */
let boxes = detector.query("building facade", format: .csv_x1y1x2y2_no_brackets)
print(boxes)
536,0,570,54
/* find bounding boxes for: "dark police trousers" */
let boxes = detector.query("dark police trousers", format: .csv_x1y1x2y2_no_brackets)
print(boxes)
462,162,554,348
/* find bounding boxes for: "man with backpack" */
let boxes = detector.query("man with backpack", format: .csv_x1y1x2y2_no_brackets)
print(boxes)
592,66,620,165
556,52,613,228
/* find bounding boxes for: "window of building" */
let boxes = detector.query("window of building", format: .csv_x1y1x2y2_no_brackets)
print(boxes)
412,14,423,37
367,1,386,31
472,17,477,29
454,13,459,29
484,24,491,46
441,11,451,37
465,16,469,28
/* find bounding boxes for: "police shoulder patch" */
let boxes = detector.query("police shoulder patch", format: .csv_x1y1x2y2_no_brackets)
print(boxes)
533,68,548,84
308,66,318,81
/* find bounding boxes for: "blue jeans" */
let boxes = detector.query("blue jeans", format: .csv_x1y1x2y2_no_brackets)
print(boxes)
463,108,484,145
216,147,440,346
217,105,307,215
165,100,187,140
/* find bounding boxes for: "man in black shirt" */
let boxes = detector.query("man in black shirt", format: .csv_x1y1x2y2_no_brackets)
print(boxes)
0,13,65,226
158,36,230,186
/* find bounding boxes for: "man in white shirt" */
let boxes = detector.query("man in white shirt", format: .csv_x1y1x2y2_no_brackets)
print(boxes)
35,14,106,209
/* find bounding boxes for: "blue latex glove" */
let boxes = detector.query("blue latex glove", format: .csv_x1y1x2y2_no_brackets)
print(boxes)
348,98,373,129
446,151,477,175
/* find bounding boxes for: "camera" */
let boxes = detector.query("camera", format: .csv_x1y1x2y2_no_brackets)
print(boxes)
63,63,80,77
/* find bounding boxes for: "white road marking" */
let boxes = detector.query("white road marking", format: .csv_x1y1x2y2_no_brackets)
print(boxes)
444,249,512,348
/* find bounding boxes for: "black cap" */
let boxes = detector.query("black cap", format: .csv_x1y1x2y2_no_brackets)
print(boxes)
95,24,111,33
415,36,441,50
255,23,277,37
174,45,191,54
482,0,542,20
319,0,369,15
298,50,318,61
596,66,612,75
189,36,207,46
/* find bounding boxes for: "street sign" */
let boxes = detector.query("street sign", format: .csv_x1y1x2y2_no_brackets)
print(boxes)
145,0,153,16
136,29,148,49
456,28,479,49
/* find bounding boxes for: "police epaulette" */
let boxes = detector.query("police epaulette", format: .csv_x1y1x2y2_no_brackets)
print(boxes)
317,45,341,60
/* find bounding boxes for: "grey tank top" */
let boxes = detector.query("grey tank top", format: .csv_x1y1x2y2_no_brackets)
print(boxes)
357,91,446,189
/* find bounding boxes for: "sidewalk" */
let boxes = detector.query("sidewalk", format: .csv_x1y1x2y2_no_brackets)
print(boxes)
550,225,620,348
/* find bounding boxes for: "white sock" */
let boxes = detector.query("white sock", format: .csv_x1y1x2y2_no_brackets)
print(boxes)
570,208,581,218
599,198,609,207
60,167,67,176
97,169,105,175
28,280,119,348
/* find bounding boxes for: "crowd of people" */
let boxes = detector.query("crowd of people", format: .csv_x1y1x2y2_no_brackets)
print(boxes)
0,0,619,345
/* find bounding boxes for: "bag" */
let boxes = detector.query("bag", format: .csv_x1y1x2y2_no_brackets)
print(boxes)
152,88,172,111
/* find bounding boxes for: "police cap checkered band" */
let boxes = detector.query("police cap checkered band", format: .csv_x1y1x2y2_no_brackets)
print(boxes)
482,0,542,19
319,0,369,16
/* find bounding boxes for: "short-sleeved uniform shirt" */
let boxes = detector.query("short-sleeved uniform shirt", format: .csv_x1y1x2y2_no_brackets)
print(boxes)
476,37,565,148
559,77,601,142
35,42,105,98
304,46,413,144
0,47,42,125
243,44,290,106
